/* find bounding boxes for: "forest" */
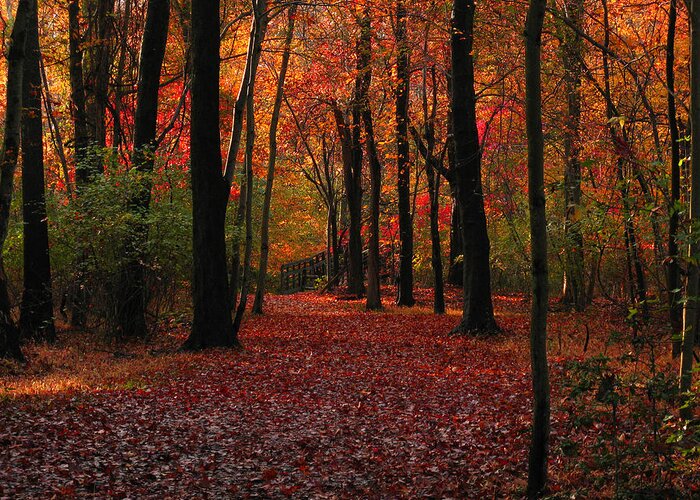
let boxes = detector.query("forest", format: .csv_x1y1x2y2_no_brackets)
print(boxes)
0,0,699,497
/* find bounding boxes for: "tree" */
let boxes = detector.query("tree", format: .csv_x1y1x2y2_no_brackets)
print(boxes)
412,64,446,315
333,102,364,297
0,0,28,360
558,0,585,311
84,0,115,172
232,88,255,334
229,0,268,307
667,0,682,356
183,0,237,350
67,0,91,327
253,4,297,314
358,7,382,311
395,0,414,307
680,0,700,421
525,0,550,495
19,0,55,343
450,0,498,334
116,0,171,339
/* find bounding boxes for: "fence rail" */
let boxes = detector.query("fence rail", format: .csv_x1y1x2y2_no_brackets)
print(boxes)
279,251,328,293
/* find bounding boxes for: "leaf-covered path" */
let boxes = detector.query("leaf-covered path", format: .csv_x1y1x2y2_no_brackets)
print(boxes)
2,292,540,497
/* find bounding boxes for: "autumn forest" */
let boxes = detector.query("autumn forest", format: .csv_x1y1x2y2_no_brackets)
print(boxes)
0,0,699,497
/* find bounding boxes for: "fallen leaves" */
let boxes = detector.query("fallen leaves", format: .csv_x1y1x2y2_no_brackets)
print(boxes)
0,288,695,497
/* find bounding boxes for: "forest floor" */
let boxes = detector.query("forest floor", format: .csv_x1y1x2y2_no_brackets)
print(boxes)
0,287,697,498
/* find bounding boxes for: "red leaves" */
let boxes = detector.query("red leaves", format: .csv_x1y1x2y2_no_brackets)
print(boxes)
0,289,649,496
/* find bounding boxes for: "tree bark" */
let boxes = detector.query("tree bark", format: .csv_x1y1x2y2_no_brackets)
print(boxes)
223,0,268,187
357,8,382,311
559,0,585,311
667,0,683,356
334,104,364,297
450,0,497,334
253,4,296,315
19,0,55,343
116,0,170,339
232,92,255,334
426,154,445,315
230,0,268,306
84,0,115,170
525,0,550,496
680,0,700,421
67,0,91,328
183,0,237,350
0,0,28,360
68,0,89,185
395,0,414,306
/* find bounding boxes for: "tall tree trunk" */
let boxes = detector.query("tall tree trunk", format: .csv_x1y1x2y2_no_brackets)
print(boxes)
232,92,255,334
334,104,364,297
183,0,237,350
19,0,55,343
84,0,115,171
445,72,462,287
0,0,28,360
40,57,71,197
412,63,445,314
427,160,445,314
223,0,268,186
111,0,132,153
357,8,382,311
667,0,683,356
450,0,497,334
680,0,700,421
559,0,585,311
395,0,414,306
253,4,296,315
68,0,91,328
116,0,170,339
525,0,550,496
230,0,268,306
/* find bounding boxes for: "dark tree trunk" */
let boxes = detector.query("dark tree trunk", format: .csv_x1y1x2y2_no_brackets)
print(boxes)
427,160,445,315
357,8,382,311
223,0,268,186
116,0,170,339
0,0,28,360
84,0,115,169
253,4,296,315
112,0,132,152
559,0,585,311
395,0,414,306
232,93,255,334
68,0,90,183
680,0,700,420
412,64,445,314
667,0,683,356
68,0,91,328
525,0,550,496
20,0,55,343
445,72,462,287
334,105,364,297
183,0,237,350
230,0,268,307
450,0,497,334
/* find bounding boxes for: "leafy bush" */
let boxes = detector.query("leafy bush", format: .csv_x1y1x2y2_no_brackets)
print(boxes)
45,158,193,338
